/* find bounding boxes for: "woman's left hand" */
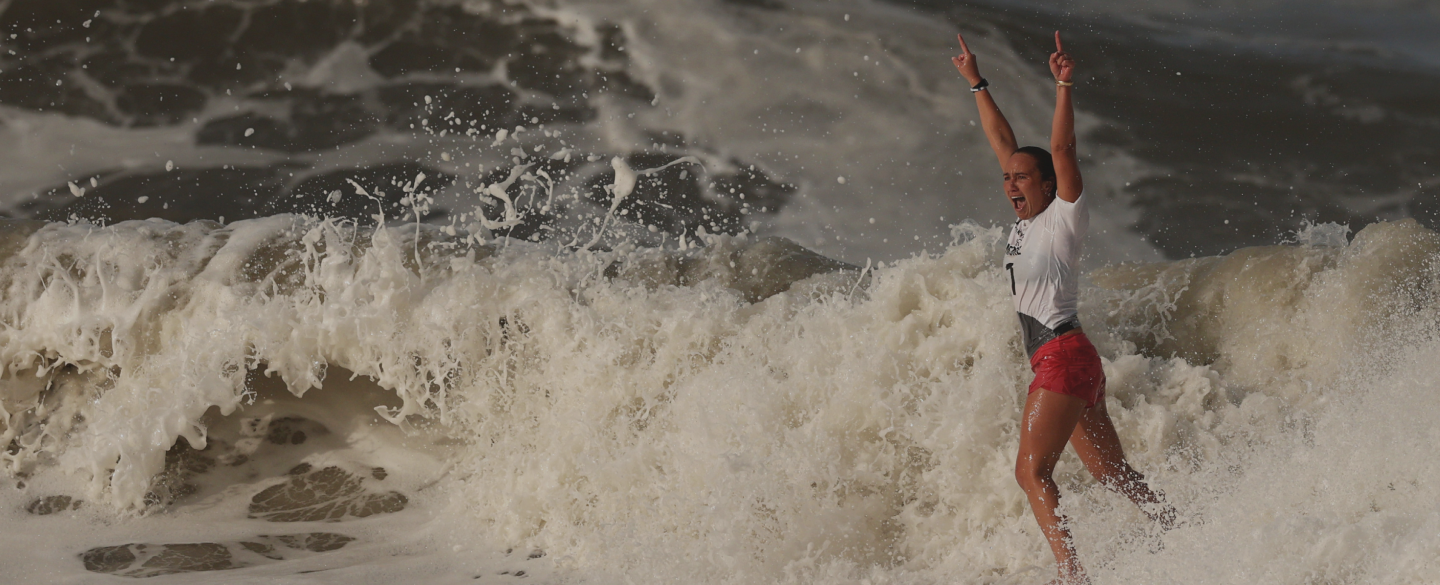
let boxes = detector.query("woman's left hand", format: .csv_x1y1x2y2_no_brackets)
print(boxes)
1049,31,1074,83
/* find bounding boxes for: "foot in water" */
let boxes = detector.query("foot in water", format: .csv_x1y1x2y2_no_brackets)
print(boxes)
1150,500,1179,531
1047,558,1090,585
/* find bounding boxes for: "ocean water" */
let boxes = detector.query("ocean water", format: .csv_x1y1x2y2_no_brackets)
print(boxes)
2,0,1439,583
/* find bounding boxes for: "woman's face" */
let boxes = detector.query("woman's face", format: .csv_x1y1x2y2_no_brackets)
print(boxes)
1003,152,1055,220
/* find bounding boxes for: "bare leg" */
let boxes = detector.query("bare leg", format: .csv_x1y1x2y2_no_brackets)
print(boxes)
1017,389,1090,585
1069,398,1176,528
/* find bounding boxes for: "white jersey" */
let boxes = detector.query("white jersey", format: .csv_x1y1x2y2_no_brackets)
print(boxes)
1005,193,1088,357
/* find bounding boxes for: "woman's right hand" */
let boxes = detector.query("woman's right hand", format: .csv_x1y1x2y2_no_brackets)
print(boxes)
1049,31,1074,83
952,34,982,86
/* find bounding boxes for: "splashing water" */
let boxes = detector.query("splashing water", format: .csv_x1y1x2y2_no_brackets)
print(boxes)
2,211,1439,583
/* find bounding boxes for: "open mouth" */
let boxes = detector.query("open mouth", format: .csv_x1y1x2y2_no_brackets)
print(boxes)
1010,196,1025,212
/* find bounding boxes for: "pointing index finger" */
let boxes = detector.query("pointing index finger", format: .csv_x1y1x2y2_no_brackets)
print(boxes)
957,33,971,55
1055,31,1063,53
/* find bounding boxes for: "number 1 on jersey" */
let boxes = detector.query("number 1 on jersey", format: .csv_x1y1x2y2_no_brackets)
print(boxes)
1005,262,1016,295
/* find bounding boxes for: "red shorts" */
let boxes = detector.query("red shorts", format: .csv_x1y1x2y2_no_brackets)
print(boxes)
1028,333,1106,408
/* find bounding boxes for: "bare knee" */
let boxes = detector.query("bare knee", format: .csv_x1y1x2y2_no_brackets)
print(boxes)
1015,458,1054,494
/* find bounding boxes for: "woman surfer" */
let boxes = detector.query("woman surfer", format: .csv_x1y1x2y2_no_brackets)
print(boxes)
951,31,1176,584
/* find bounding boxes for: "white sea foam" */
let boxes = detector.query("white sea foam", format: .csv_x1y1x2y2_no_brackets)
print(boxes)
0,1,1435,581
1,215,1436,583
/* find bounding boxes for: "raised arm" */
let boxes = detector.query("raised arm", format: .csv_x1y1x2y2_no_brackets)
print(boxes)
952,34,1017,171
1048,32,1082,202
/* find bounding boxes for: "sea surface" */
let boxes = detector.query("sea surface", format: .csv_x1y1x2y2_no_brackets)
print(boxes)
1,0,1438,583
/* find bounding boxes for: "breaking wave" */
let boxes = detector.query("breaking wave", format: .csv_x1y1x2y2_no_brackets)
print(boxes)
3,215,1439,583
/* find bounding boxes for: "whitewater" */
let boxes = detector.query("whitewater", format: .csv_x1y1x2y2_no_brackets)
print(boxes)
4,0,1440,582
2,210,1438,583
